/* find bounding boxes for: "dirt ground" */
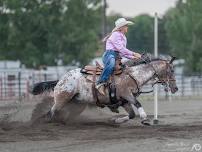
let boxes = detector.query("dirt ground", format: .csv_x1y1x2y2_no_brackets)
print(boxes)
0,97,202,152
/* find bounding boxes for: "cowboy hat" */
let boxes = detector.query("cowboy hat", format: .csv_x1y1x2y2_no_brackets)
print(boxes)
112,18,134,32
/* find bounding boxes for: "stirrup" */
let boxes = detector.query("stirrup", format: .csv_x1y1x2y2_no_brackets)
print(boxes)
95,82,105,89
95,83,106,95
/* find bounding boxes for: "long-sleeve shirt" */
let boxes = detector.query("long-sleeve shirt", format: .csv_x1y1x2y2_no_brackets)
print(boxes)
106,31,134,59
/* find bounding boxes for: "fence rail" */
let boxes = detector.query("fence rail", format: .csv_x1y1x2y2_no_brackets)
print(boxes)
0,69,202,101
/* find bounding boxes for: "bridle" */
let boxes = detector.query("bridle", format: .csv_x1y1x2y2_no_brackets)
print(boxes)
127,57,177,96
149,61,176,91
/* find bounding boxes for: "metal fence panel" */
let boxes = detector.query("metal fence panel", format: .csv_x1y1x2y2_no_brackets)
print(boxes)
0,69,202,101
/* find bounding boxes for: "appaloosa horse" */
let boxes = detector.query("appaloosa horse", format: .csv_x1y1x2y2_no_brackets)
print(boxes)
31,57,178,125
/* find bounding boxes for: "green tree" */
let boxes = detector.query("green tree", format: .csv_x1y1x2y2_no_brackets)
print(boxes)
164,0,202,73
126,14,169,54
127,14,154,53
106,13,122,34
0,0,102,67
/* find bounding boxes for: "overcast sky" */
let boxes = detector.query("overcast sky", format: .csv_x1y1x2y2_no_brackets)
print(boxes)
106,0,178,17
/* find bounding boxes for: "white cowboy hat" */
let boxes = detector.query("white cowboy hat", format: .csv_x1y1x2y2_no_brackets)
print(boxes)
112,18,134,32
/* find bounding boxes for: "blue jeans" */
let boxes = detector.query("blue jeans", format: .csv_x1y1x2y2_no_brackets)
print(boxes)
97,50,119,84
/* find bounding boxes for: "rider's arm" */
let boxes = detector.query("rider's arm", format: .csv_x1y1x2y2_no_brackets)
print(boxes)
110,32,134,59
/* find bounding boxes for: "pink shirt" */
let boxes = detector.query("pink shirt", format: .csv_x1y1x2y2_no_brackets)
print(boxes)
106,31,134,59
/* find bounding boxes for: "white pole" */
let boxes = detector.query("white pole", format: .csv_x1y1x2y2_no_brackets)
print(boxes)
153,12,159,124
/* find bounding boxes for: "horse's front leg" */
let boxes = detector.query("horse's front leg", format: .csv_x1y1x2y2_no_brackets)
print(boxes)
121,93,151,126
133,99,151,126
112,100,135,124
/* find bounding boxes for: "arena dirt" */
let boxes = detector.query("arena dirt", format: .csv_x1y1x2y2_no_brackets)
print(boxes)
0,97,202,152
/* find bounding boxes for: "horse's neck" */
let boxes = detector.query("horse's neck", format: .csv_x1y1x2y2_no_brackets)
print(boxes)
129,61,166,87
129,64,155,87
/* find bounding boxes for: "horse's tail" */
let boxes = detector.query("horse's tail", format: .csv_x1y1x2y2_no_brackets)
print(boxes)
29,80,59,95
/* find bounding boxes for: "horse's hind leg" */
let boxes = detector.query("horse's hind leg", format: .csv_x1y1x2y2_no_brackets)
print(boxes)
49,91,75,121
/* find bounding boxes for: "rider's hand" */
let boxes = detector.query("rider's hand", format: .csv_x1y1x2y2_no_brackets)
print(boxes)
133,52,141,59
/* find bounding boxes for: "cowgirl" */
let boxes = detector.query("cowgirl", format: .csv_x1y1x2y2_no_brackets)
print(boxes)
96,18,142,95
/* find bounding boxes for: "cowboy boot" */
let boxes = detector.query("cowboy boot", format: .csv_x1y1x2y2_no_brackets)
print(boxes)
95,82,106,96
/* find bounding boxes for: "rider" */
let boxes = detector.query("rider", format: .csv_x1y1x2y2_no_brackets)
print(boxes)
96,17,142,95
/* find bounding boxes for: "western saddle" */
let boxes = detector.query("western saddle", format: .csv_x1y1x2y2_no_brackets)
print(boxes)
80,58,123,76
80,58,124,112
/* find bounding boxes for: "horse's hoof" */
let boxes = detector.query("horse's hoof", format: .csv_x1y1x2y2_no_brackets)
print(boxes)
108,118,121,125
141,118,151,126
109,116,129,124
108,117,117,123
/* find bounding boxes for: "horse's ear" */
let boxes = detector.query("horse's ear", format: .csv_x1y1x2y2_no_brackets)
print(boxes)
169,56,177,64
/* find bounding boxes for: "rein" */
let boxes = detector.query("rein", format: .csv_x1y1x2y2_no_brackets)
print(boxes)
127,71,153,97
127,60,175,96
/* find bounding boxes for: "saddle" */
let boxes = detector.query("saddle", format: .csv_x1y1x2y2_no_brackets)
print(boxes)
80,58,123,75
80,58,123,110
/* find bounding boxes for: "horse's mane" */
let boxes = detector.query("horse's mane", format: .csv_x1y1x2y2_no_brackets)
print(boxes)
125,53,169,67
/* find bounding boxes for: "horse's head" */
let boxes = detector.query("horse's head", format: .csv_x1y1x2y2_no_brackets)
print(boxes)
157,57,178,94
125,54,178,94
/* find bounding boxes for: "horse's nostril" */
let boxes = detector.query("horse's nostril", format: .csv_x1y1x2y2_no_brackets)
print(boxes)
175,87,178,91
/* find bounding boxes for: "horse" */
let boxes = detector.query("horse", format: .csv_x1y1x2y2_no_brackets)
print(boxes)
30,56,178,125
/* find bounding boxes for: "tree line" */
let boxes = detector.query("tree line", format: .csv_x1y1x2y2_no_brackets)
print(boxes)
0,0,201,73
